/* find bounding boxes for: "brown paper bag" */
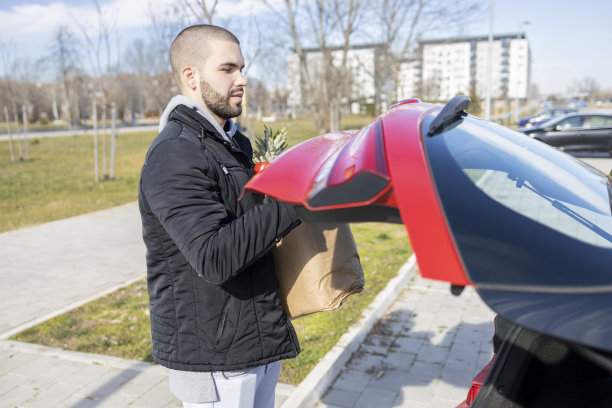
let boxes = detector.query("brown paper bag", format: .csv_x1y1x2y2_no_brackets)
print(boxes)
273,222,364,319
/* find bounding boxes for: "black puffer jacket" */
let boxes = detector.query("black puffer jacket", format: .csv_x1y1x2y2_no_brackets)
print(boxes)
138,105,301,371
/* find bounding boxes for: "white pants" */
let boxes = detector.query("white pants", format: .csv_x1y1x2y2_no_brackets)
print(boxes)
183,361,281,408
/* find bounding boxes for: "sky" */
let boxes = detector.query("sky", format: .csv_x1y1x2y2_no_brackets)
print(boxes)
1,0,611,96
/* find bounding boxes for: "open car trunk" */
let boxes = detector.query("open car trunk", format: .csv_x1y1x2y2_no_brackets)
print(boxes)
473,316,612,408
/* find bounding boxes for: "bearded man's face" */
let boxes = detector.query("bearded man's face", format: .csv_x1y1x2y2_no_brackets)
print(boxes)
200,78,243,120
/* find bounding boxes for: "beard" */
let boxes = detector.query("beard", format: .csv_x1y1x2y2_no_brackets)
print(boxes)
200,79,243,120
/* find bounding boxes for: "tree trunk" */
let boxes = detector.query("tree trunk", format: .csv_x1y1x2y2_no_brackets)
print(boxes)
4,106,16,162
102,94,108,180
93,97,99,183
21,105,29,161
110,102,117,180
11,104,23,161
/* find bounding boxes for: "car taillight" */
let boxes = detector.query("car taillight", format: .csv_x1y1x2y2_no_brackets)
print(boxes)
465,356,495,405
306,120,391,209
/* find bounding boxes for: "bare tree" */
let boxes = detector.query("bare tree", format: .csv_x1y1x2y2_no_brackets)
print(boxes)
369,0,483,113
263,0,364,134
48,25,80,129
1,39,27,161
72,0,119,181
181,0,220,24
569,77,600,101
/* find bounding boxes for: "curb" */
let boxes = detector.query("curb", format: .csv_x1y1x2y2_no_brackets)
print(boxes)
0,275,143,340
0,339,161,372
280,254,417,408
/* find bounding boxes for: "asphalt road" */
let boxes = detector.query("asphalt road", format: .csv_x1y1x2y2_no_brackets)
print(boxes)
0,124,158,141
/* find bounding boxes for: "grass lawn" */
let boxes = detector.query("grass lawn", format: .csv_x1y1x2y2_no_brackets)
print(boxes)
4,113,414,385
0,115,374,233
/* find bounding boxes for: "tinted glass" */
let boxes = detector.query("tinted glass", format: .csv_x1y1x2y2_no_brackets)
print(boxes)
558,116,584,129
424,115,612,288
590,116,612,126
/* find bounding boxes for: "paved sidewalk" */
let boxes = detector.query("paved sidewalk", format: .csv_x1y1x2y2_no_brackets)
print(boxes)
0,203,146,339
0,340,295,408
316,275,496,408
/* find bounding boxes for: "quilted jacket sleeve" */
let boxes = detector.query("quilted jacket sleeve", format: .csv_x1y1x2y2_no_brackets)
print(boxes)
140,134,301,286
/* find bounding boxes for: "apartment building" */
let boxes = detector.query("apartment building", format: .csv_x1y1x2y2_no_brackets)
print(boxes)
286,33,530,112
417,33,531,102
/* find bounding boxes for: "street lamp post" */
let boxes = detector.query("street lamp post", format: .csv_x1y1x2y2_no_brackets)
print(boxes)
485,0,495,121
514,21,530,125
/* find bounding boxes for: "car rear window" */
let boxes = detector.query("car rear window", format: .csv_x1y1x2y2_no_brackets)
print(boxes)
423,114,612,288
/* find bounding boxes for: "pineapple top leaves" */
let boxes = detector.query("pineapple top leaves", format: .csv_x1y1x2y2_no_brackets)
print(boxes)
253,126,288,163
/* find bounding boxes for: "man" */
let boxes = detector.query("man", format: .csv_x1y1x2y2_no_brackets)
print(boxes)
138,24,301,407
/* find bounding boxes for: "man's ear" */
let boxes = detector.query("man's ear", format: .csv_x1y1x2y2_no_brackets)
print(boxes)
182,66,199,91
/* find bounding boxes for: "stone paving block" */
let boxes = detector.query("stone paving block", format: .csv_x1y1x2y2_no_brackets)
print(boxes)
396,380,438,405
392,336,424,354
20,382,80,408
332,370,373,392
75,369,135,400
447,344,480,365
346,350,385,372
129,377,181,408
161,401,183,408
10,355,65,379
368,368,423,391
408,320,436,335
391,400,429,408
0,372,30,396
90,391,139,407
382,351,416,371
0,352,35,374
440,362,473,385
475,351,494,371
316,402,347,408
444,357,477,376
55,394,98,408
427,328,455,348
0,385,38,407
405,361,443,383
414,343,449,365
322,387,361,407
111,367,167,396
55,361,115,387
430,396,465,408
376,319,408,337
434,377,470,402
358,342,388,356
354,387,396,408
26,360,97,390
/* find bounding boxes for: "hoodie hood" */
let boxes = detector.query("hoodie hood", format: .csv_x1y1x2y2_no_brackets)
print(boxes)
159,95,237,141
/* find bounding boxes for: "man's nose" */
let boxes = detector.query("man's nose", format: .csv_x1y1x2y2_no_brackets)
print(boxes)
235,72,248,87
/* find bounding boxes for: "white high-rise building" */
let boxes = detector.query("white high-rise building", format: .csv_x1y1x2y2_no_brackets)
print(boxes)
415,33,531,102
286,34,530,113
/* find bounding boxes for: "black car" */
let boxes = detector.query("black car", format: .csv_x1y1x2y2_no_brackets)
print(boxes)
518,108,577,128
519,112,612,155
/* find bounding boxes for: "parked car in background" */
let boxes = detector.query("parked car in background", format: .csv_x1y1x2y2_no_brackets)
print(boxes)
245,96,612,408
518,112,612,156
518,107,577,127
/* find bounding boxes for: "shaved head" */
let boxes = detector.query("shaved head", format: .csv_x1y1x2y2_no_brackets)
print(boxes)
170,24,240,87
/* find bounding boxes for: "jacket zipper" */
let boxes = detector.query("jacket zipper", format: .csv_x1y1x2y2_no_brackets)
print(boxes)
216,297,231,345
220,163,229,175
